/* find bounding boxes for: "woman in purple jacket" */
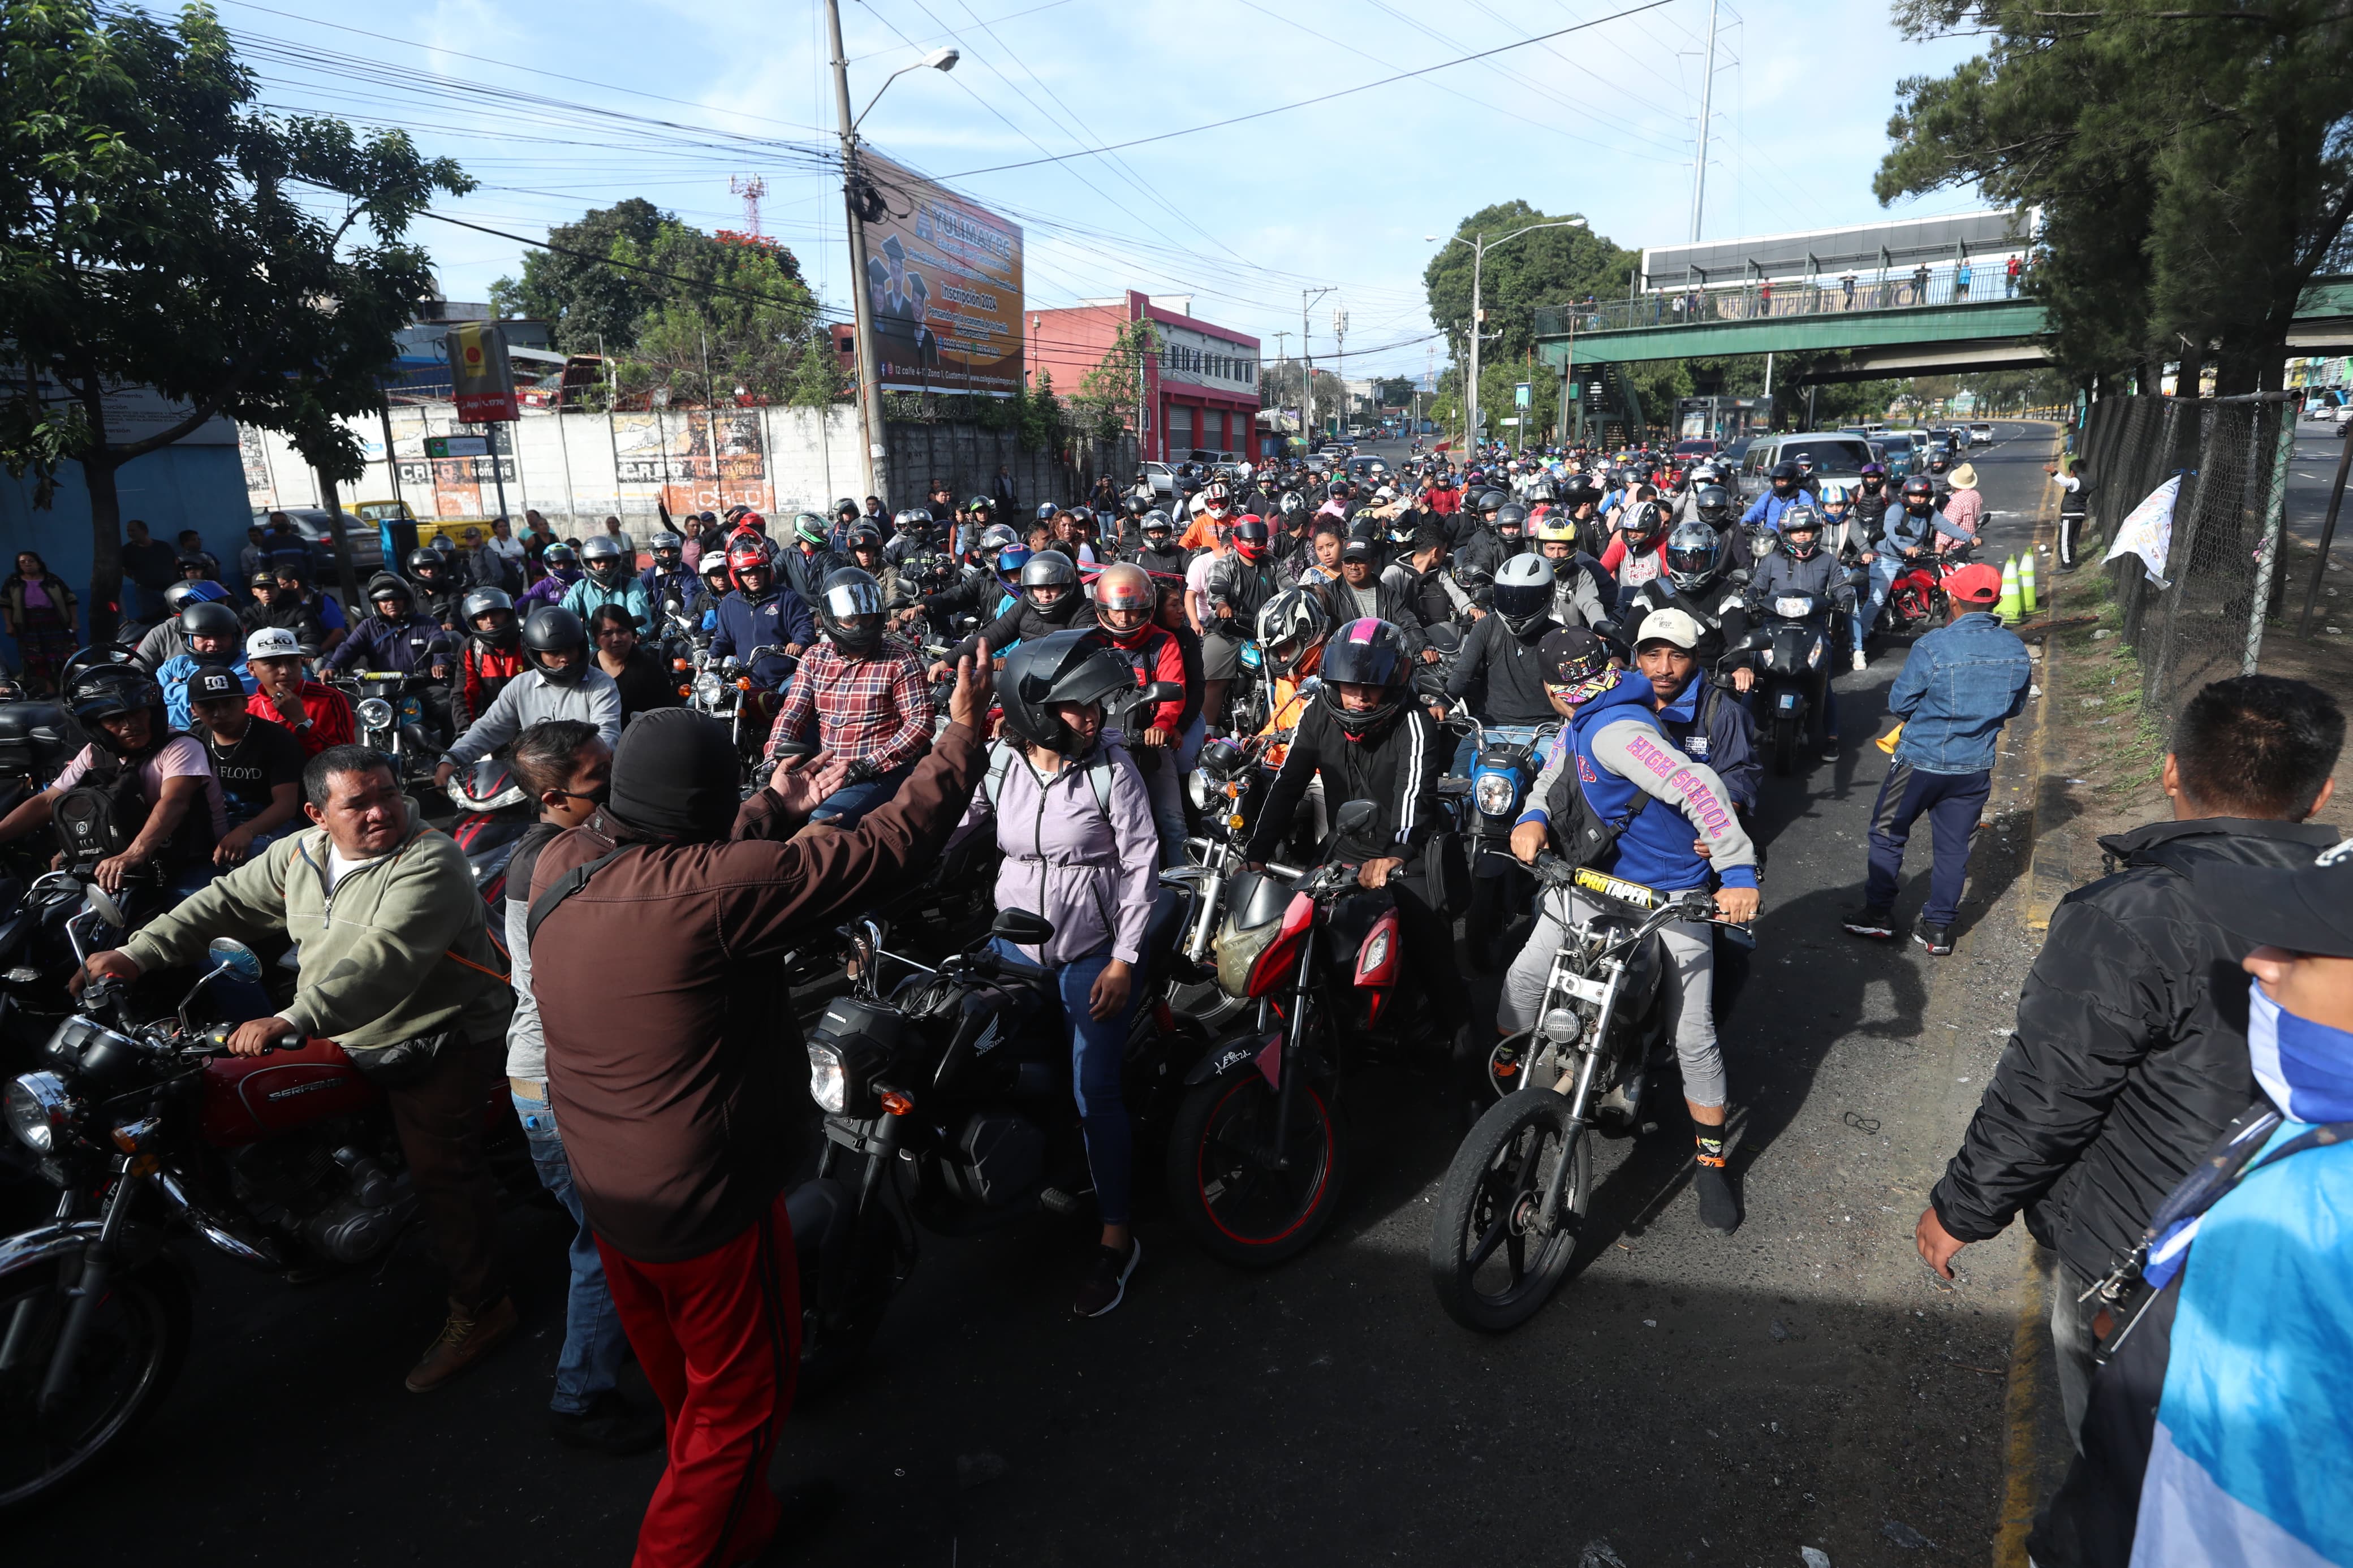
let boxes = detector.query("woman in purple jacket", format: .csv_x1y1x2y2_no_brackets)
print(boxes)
959,629,1158,1318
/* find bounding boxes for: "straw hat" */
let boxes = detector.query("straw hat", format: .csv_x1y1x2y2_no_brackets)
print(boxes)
1949,461,1979,489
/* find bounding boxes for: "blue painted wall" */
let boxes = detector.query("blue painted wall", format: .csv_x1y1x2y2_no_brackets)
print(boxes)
0,444,254,649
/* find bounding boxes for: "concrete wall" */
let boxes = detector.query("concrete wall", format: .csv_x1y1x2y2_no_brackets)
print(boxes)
239,403,1134,534
0,444,253,640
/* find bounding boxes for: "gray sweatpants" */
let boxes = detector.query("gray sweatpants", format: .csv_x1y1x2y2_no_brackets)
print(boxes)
1498,888,1725,1109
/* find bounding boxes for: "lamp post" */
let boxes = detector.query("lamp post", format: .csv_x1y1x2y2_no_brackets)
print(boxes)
825,7,957,502
1429,218,1585,456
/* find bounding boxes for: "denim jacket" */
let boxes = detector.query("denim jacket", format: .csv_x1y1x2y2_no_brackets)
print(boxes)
1888,612,2031,775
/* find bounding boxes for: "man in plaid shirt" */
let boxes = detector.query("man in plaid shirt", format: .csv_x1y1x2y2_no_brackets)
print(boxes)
762,567,936,827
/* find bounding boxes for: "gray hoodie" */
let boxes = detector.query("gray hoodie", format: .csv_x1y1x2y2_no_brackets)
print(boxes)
442,666,622,767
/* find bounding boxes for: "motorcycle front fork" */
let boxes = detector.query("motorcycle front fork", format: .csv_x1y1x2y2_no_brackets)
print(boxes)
1528,954,1627,1231
7,1161,143,1415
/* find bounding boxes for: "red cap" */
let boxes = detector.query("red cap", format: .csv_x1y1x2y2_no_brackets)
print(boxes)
1943,563,2002,604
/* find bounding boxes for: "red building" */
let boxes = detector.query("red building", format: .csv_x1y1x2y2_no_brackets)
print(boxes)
1024,291,1262,463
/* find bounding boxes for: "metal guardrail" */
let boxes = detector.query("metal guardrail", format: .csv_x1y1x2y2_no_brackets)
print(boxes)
1536,261,2032,338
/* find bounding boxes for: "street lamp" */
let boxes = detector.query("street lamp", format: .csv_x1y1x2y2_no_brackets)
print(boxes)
825,15,959,500
1429,218,1585,453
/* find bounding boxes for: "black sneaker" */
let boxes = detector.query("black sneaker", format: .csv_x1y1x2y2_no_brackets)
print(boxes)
549,1389,662,1455
1694,1163,1743,1234
1841,905,1898,939
1916,922,1955,956
1074,1238,1141,1318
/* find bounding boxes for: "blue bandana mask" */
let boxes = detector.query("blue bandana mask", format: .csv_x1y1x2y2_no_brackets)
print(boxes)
2247,981,2353,1124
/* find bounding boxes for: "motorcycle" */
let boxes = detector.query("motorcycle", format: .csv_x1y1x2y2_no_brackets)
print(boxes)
1746,588,1835,776
684,643,792,776
1876,540,1980,639
0,914,511,1509
331,671,443,789
1167,732,1309,1031
787,902,1197,1389
442,755,537,934
1457,720,1559,971
1428,856,1751,1332
1161,800,1431,1269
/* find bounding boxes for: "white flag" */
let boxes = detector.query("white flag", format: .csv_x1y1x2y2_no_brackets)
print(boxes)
2103,474,2180,587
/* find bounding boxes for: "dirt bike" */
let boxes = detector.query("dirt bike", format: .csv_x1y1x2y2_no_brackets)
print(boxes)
1427,856,1752,1332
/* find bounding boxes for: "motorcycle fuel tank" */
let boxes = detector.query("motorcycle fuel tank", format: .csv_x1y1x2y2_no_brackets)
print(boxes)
199,1038,379,1148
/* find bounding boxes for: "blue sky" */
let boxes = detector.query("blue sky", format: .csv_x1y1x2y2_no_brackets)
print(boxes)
200,0,1988,381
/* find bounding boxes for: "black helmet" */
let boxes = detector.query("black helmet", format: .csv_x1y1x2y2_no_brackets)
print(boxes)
1019,549,1079,611
1901,475,1937,512
844,521,885,555
1451,561,1496,608
999,629,1134,758
407,547,450,588
1666,522,1722,592
367,572,414,615
835,497,860,521
1317,617,1411,741
541,542,580,574
1140,511,1173,542
522,606,589,686
650,531,684,565
1693,483,1736,528
1491,554,1556,639
179,599,243,645
461,587,518,646
1779,505,1826,559
1493,501,1529,538
1476,489,1507,515
816,567,887,656
66,665,165,755
1768,460,1803,495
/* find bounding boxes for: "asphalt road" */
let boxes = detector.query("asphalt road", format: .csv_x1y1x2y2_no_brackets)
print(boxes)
16,429,2067,1567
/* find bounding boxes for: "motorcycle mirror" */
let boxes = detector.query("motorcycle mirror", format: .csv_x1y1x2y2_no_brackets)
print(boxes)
1727,568,1753,586
82,882,124,930
1333,799,1378,838
1137,681,1182,705
206,938,264,980
665,598,684,615
989,908,1055,947
1296,675,1324,699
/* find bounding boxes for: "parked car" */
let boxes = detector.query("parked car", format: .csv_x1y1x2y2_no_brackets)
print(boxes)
1345,455,1391,481
1139,461,1178,500
249,506,386,578
1733,431,1878,503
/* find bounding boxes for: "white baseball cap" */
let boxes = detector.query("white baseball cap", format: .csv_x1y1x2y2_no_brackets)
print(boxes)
245,626,303,661
1633,607,1705,650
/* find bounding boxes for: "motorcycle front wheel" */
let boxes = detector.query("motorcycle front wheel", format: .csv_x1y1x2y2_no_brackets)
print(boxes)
0,1254,191,1512
1165,1067,1347,1268
1770,713,1799,776
1428,1091,1588,1333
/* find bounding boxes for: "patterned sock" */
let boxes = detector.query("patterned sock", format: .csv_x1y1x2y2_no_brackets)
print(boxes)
1693,1124,1729,1169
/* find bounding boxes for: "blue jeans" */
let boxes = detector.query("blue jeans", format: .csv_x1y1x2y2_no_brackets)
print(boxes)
510,1089,629,1415
990,940,1136,1226
807,761,916,826
1863,762,1990,927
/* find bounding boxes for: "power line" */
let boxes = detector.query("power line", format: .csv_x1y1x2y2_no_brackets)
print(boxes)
936,0,1679,178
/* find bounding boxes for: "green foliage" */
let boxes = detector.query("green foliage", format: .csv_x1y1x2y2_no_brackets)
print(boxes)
1070,318,1161,442
0,0,472,633
488,198,670,352
616,228,819,406
786,326,844,408
1877,0,2353,393
1423,201,1639,365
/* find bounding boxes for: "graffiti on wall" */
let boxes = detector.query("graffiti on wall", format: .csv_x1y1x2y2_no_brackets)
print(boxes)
613,411,774,516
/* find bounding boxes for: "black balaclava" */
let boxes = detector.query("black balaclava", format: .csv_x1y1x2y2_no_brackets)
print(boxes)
605,709,742,843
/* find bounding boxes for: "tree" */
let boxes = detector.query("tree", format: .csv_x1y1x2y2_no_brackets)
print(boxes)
0,0,472,636
618,227,820,406
1424,202,1639,364
1877,0,2353,395
1070,318,1161,442
489,198,669,352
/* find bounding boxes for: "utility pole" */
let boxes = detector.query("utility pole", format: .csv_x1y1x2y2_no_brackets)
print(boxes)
1302,286,1335,447
1467,235,1486,454
1333,305,1348,438
824,0,886,502
1689,0,1718,242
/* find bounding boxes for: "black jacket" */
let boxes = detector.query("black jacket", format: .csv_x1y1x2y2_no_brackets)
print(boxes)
1312,576,1428,654
1444,611,1556,726
1928,815,2341,1281
953,587,1088,666
1247,698,1445,867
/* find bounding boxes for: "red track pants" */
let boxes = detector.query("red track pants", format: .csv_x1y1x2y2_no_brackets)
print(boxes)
597,1195,802,1568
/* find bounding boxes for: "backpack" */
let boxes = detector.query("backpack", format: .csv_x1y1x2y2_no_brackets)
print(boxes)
980,742,1115,821
53,745,215,872
1541,729,1652,873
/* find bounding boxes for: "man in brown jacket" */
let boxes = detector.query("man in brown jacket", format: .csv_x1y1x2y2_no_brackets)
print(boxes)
528,646,993,1568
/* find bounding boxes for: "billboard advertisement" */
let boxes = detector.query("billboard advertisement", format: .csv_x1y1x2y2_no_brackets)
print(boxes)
860,153,1023,398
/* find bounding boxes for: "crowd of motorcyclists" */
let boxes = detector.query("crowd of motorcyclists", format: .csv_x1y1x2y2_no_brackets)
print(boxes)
0,441,2007,1561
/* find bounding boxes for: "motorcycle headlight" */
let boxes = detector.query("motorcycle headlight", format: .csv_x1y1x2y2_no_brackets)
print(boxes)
1186,769,1212,813
355,697,395,730
5,1070,76,1154
692,672,723,702
1774,595,1816,619
806,1042,847,1115
1473,772,1518,818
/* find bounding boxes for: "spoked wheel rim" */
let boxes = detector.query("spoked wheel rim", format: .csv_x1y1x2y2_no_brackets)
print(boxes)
0,1264,176,1510
1194,1076,1336,1247
1449,1100,1583,1318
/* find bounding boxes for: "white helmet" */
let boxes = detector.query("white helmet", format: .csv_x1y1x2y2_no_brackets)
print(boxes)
1492,552,1557,638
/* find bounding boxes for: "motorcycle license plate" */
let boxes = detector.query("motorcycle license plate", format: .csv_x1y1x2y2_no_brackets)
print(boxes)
1572,867,1661,910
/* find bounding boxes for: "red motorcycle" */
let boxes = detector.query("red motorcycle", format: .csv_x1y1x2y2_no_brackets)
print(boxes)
1876,541,1981,637
1162,801,1432,1269
0,918,512,1510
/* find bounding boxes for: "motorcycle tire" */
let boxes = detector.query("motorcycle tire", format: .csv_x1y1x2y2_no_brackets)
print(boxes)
1428,1090,1588,1333
1164,1065,1347,1269
0,1254,191,1513
1771,714,1798,776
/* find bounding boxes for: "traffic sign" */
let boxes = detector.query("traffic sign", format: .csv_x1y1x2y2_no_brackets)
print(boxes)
1514,382,1532,407
424,434,490,460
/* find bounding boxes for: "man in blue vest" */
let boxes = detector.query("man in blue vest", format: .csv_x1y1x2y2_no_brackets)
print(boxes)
1507,627,1761,1232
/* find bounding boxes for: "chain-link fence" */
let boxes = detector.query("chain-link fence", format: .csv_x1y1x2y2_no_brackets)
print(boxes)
2078,392,2296,723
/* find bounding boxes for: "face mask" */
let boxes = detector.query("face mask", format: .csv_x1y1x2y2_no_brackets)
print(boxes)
2247,981,2353,1124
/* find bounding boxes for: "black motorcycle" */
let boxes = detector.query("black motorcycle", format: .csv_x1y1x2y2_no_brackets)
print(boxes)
787,902,1197,1389
1744,588,1835,776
